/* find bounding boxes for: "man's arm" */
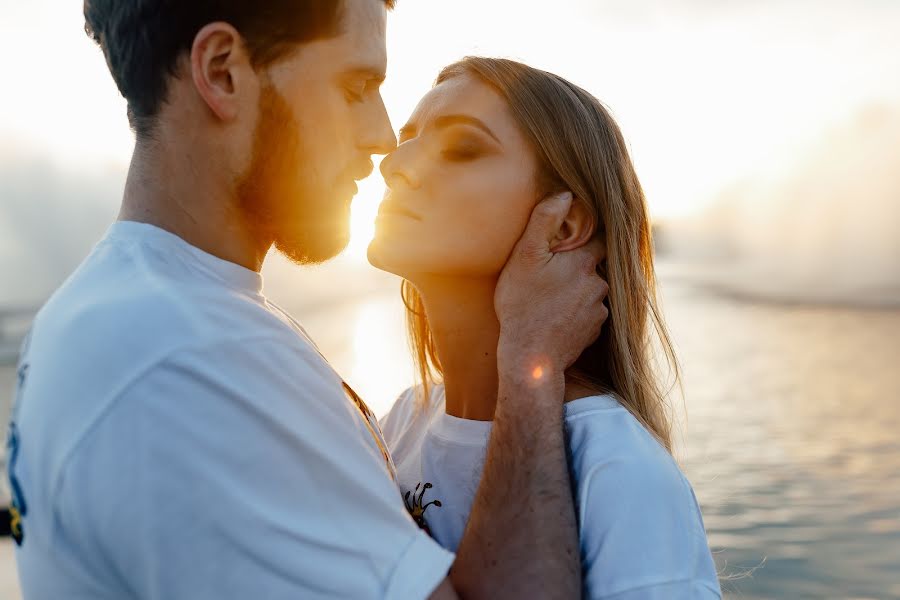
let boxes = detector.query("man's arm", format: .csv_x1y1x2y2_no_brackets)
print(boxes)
434,192,609,599
451,369,580,599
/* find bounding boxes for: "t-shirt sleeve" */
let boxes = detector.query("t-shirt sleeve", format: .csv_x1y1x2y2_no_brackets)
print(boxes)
56,337,454,600
578,458,721,599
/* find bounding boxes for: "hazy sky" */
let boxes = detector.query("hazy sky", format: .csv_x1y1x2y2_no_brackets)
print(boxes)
1,0,899,303
3,1,899,208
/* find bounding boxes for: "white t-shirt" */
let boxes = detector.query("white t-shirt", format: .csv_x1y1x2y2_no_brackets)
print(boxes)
8,222,453,599
381,385,722,600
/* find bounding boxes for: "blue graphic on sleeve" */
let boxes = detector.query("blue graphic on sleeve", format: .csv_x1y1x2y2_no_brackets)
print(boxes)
6,357,29,545
6,422,27,545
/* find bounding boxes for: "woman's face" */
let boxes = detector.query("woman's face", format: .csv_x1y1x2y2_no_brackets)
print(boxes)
367,74,541,281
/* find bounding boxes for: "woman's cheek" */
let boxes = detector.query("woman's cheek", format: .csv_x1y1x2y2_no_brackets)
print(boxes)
474,213,530,274
435,173,535,275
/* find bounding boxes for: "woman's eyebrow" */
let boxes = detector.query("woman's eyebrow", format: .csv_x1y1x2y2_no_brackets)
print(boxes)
398,122,417,142
398,114,501,144
433,115,501,144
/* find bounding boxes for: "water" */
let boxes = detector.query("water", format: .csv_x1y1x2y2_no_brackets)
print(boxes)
662,279,900,598
1,276,899,598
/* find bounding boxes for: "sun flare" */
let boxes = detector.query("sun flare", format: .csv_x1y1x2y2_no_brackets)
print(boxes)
346,167,387,262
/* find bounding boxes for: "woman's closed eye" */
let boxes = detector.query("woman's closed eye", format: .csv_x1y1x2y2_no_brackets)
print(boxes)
441,137,485,162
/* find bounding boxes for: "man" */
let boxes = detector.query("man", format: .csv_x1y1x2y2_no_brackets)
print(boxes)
8,1,608,598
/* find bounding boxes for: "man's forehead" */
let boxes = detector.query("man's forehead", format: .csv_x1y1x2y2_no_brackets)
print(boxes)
335,0,388,73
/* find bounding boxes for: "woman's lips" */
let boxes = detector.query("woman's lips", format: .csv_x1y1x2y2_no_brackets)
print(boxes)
377,202,422,221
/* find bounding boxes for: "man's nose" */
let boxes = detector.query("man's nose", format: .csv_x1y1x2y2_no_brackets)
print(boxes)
361,95,398,156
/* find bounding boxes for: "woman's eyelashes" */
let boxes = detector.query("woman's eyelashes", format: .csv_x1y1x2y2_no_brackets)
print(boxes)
441,136,484,162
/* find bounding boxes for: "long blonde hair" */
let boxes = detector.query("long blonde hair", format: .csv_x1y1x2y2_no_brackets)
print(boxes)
402,57,679,453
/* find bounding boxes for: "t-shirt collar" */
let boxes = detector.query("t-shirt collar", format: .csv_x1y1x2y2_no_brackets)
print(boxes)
105,220,264,295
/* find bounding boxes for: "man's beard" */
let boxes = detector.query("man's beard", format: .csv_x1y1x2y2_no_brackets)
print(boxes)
236,84,351,265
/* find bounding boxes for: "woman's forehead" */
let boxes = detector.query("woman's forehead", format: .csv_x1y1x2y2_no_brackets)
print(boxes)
404,74,523,143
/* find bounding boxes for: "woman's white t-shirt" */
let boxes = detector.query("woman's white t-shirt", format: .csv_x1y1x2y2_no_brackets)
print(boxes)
381,385,722,599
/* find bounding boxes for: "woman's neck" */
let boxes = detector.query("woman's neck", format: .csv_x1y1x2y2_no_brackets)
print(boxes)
417,277,598,422
418,277,500,421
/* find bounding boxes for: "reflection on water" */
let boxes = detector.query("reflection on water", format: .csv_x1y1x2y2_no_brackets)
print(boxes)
2,276,899,597
662,279,900,599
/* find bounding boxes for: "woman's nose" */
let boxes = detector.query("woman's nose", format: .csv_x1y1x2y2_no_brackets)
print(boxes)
380,143,420,190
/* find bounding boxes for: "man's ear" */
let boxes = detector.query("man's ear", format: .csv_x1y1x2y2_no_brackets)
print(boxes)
549,197,597,253
190,22,254,122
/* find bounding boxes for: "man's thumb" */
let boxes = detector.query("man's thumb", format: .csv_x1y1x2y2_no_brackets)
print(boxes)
522,191,573,246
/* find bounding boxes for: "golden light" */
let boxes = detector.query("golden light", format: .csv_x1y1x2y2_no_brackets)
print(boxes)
346,161,387,262
532,366,544,380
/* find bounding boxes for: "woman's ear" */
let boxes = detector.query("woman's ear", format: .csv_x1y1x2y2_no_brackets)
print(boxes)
549,197,597,253
190,22,254,122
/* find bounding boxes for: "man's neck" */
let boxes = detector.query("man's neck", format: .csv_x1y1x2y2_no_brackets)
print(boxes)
118,139,270,272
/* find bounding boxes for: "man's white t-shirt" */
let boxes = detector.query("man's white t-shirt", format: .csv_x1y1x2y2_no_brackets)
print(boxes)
8,222,453,599
381,385,722,600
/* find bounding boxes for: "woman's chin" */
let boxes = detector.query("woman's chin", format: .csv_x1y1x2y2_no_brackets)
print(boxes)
366,238,408,278
365,239,383,267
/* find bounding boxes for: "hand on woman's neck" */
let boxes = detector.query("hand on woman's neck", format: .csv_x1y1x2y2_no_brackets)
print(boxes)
418,277,599,421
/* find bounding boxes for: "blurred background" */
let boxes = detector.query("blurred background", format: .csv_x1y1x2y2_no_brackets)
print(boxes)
1,0,899,597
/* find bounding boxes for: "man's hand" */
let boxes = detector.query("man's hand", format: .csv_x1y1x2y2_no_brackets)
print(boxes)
450,192,606,599
495,191,609,381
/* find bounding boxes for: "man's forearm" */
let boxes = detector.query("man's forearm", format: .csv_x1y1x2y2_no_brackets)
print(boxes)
450,366,581,599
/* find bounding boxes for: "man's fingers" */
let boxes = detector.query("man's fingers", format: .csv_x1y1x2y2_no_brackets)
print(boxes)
573,239,607,275
521,191,573,249
584,238,607,265
596,278,610,302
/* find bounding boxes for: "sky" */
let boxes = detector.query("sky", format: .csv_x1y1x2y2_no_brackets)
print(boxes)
1,0,899,304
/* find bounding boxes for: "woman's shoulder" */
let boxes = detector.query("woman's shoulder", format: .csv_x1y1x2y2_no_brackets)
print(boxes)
565,395,720,597
565,394,676,463
564,394,699,523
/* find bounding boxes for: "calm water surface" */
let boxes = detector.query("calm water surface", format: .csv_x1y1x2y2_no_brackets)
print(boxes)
2,278,898,598
661,282,900,599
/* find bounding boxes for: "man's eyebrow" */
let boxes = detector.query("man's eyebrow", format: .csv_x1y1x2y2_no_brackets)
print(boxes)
399,115,501,144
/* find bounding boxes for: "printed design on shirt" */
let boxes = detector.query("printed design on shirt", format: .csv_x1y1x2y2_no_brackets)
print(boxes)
6,426,26,545
6,334,31,546
6,366,30,545
404,482,442,537
342,382,397,481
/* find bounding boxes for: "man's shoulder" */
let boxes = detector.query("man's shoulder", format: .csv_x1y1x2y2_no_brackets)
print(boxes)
34,244,297,366
18,242,327,484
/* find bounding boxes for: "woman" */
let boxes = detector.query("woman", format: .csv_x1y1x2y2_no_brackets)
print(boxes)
370,57,720,598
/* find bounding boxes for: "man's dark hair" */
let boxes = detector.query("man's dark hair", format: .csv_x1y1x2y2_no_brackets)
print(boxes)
84,0,395,138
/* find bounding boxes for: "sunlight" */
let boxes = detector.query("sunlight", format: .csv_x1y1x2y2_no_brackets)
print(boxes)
4,1,899,217
349,296,413,417
346,161,387,263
